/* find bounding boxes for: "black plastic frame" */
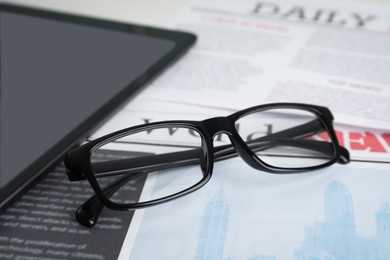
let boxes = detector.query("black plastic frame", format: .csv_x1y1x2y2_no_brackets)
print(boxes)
0,3,196,209
65,103,350,227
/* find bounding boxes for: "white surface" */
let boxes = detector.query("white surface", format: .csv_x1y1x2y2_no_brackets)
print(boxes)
3,0,390,26
0,0,190,26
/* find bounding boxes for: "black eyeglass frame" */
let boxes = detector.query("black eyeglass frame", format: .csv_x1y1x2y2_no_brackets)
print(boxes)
65,103,349,214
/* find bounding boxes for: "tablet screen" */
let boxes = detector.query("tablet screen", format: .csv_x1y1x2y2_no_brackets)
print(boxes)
0,5,195,207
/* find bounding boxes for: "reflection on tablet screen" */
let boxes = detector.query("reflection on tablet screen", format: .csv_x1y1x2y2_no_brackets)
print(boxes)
0,5,196,207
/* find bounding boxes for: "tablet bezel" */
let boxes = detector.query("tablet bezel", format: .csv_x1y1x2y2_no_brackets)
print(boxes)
0,3,196,208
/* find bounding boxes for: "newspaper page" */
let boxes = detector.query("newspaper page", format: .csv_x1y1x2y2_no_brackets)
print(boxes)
138,0,390,129
114,0,390,259
119,160,390,259
0,152,145,260
102,102,390,259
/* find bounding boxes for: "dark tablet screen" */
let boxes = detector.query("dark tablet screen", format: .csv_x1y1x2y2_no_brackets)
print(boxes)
0,4,196,207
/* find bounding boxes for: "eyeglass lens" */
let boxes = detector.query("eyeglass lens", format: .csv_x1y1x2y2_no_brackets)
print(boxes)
90,126,204,205
235,108,334,168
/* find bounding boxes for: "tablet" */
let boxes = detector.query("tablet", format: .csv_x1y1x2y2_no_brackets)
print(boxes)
0,4,196,208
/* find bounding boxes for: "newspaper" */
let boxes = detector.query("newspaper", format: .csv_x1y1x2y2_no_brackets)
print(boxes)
115,0,390,259
0,152,145,260
138,0,390,129
102,105,390,259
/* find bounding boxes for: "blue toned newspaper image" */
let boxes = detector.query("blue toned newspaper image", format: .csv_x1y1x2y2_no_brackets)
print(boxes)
126,161,390,260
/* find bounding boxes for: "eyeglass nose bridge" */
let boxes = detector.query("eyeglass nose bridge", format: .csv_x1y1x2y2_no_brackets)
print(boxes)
202,116,236,137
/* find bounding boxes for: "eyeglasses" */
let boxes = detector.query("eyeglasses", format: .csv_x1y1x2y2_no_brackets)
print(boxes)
64,103,350,227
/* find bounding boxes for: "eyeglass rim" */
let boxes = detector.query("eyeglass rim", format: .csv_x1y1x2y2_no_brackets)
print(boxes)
64,102,346,210
226,104,341,172
75,124,212,211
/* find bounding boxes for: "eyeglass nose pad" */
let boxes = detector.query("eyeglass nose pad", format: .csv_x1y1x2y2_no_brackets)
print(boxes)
199,142,211,175
228,137,265,171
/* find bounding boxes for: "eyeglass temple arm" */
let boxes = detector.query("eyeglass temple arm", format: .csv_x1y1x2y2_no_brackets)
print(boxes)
92,119,349,177
215,122,350,164
75,172,144,227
